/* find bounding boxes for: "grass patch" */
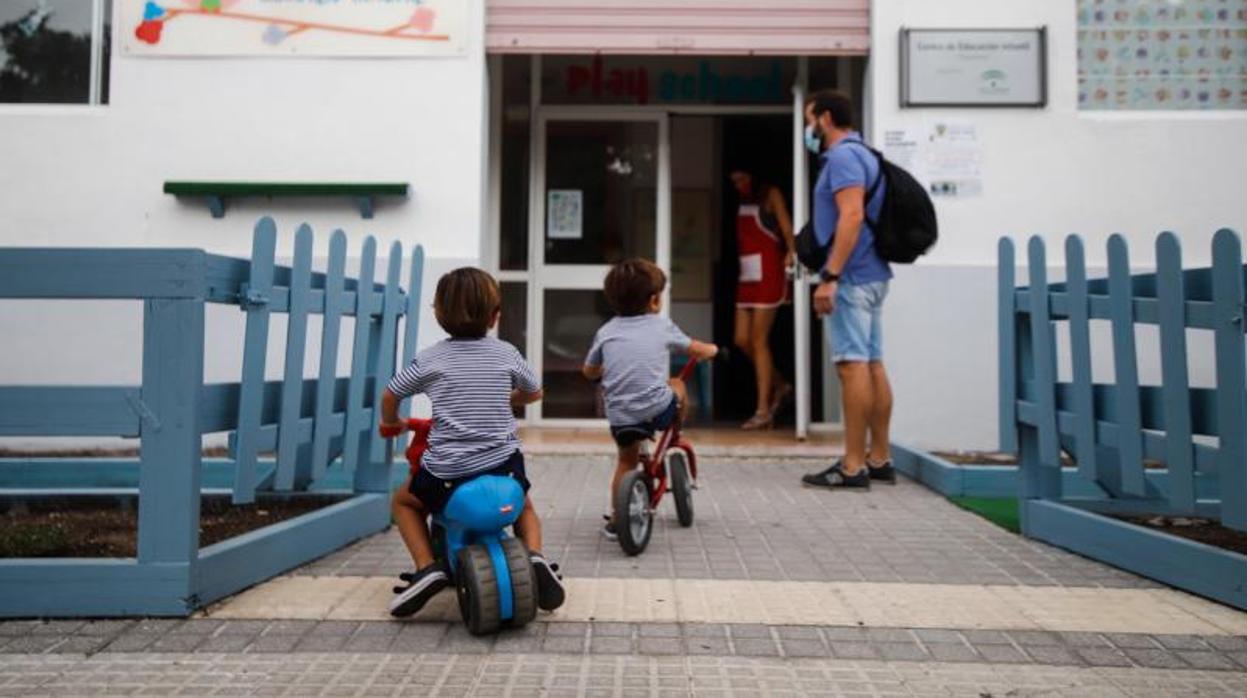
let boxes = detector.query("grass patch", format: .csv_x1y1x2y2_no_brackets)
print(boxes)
949,496,1020,533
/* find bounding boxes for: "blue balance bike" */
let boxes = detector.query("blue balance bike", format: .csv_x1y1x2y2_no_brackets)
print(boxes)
386,419,538,635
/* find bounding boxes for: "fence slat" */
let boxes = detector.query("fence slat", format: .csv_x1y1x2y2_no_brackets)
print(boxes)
1107,235,1146,496
311,231,348,483
1156,232,1196,513
997,238,1018,453
1026,237,1061,471
1211,229,1247,532
365,243,404,479
397,245,426,453
231,218,277,505
273,225,314,492
342,237,378,478
1064,235,1100,486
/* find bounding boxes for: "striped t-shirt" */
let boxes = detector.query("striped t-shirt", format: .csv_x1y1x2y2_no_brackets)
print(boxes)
585,314,692,426
386,337,539,480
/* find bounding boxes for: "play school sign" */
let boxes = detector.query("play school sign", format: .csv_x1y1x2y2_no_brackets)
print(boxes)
121,0,465,57
556,56,788,105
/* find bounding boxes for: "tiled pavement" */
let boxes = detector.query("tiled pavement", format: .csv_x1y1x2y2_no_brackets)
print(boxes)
296,457,1151,588
3,455,1246,695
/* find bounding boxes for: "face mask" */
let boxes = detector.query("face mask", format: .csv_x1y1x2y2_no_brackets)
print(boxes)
804,124,822,154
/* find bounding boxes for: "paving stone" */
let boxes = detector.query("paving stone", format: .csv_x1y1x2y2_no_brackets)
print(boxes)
683,637,731,655
727,624,772,639
293,635,347,652
214,620,266,636
778,639,827,658
927,643,980,662
1205,636,1247,651
1124,648,1189,669
637,638,683,656
913,628,964,644
342,635,397,652
1008,630,1062,646
589,636,633,655
878,642,928,661
542,635,587,654
1060,632,1112,647
681,624,728,638
50,636,111,654
546,623,589,638
866,628,913,643
823,627,869,642
1076,647,1133,667
1105,632,1160,649
829,641,879,660
590,623,633,638
1175,651,1237,670
245,635,301,653
262,620,316,636
732,638,780,657
78,621,134,637
963,629,1012,645
29,621,84,635
637,624,680,639
0,636,63,654
975,644,1028,663
307,621,359,637
1224,650,1247,669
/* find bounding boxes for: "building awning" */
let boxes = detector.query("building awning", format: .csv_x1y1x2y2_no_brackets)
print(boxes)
486,0,869,56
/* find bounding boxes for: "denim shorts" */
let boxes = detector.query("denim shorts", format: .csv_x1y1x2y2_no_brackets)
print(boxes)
826,280,888,363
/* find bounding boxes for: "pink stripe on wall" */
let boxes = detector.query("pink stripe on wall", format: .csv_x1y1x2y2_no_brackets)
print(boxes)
486,0,869,55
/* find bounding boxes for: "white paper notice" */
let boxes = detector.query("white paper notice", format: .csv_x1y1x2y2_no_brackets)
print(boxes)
738,254,763,283
923,122,982,198
547,190,584,240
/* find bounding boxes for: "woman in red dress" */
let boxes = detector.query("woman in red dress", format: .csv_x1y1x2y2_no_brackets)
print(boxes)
730,168,796,430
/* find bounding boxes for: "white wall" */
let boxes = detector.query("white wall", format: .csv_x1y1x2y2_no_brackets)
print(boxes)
0,2,488,445
869,0,1247,450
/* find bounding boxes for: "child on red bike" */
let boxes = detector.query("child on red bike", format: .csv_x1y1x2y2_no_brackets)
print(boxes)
379,267,564,617
581,258,718,540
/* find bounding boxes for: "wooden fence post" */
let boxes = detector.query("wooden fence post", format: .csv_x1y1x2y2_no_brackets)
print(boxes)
1064,235,1100,488
1155,232,1196,514
275,224,314,491
311,230,347,482
1107,235,1146,497
136,297,205,590
342,236,377,481
231,218,277,504
997,238,1017,454
1211,229,1247,532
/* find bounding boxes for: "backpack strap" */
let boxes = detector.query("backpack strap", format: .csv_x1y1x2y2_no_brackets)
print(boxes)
834,138,885,231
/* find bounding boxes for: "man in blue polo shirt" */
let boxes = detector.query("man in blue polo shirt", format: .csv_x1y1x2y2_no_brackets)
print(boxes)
800,90,896,491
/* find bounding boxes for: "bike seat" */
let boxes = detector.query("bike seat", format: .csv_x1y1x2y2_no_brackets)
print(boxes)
612,426,655,448
442,475,525,533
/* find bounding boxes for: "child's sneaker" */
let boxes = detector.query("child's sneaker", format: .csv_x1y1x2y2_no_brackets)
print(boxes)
530,553,566,611
601,514,618,541
867,459,897,485
389,564,449,617
801,461,870,490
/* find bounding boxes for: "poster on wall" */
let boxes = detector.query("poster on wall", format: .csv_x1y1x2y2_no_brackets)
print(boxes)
882,123,983,198
120,0,466,57
901,28,1047,107
546,190,584,240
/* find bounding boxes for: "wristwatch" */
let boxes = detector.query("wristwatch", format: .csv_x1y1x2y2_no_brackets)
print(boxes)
819,268,840,284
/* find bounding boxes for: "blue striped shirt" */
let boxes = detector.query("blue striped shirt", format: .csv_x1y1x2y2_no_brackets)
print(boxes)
386,337,539,480
585,314,692,426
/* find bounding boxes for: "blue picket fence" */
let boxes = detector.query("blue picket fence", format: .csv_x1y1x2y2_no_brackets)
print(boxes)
0,217,424,617
999,229,1247,609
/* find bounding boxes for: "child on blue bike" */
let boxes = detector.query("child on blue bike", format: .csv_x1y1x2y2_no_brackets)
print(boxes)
378,267,565,617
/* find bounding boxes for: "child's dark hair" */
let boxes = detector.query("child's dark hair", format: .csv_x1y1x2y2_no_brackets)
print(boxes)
806,89,855,129
434,267,501,338
604,258,666,317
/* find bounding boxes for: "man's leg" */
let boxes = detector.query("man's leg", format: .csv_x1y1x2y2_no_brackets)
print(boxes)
867,361,893,464
836,361,874,475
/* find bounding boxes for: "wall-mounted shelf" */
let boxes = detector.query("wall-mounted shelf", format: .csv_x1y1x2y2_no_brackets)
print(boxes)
163,182,409,219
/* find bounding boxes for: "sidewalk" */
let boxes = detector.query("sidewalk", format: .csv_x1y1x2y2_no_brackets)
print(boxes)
2,455,1245,696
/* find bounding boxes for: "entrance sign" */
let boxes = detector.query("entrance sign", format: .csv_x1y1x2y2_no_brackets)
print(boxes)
901,28,1047,107
121,0,466,56
546,190,583,240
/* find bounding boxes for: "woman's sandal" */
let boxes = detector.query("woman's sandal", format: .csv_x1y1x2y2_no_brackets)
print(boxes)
741,411,774,430
769,382,794,415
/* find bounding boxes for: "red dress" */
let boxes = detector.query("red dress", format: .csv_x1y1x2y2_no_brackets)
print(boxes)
735,204,789,308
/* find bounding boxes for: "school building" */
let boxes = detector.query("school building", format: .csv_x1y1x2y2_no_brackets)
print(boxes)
1,0,1244,450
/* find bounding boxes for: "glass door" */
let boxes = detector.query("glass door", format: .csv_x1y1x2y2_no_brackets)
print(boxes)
527,110,670,422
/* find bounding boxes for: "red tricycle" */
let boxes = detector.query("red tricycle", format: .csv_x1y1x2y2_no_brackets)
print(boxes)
611,355,704,556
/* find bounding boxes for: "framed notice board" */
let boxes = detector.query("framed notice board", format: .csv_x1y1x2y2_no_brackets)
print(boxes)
901,28,1047,108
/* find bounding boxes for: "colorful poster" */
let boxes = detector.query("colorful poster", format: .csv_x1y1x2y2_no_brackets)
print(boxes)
1077,0,1247,110
120,0,465,57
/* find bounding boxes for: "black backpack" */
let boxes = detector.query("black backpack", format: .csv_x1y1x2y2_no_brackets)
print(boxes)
795,141,938,271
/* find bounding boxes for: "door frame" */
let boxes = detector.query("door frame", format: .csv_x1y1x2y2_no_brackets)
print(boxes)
487,54,844,432
525,107,670,425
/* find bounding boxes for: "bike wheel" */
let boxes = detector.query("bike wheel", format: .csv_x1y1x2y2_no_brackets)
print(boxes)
668,449,694,527
455,545,501,636
501,538,538,627
614,470,653,556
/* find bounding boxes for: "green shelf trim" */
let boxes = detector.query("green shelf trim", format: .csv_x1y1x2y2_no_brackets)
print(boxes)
163,182,409,219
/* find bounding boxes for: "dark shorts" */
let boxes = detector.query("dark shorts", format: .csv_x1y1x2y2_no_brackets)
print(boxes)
408,450,531,515
610,396,679,448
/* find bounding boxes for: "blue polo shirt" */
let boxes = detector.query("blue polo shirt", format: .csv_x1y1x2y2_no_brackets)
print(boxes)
813,133,891,285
